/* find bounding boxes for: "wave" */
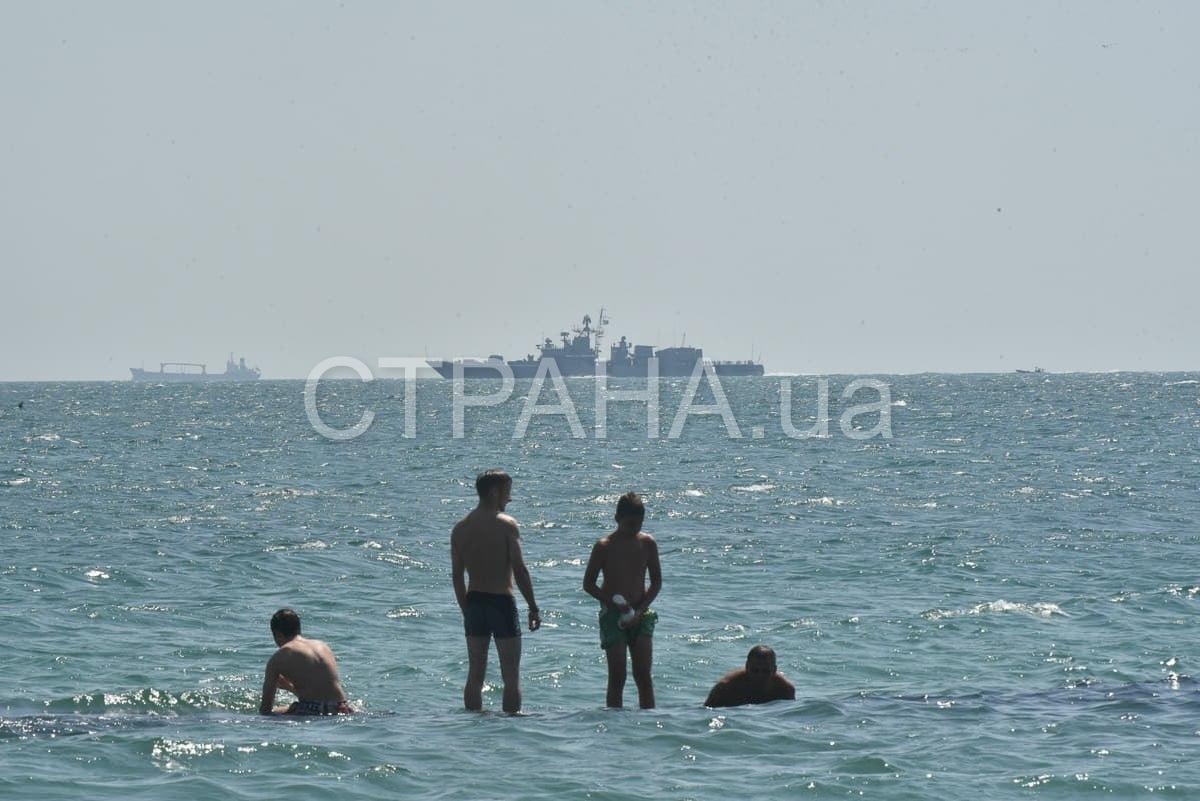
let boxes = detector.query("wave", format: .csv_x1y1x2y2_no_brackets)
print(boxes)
41,687,256,715
923,600,1066,620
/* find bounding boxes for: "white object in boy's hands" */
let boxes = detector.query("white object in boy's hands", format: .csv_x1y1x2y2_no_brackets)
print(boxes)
611,594,637,625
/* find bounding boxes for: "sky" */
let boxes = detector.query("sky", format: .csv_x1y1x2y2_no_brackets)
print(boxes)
2,2,1197,380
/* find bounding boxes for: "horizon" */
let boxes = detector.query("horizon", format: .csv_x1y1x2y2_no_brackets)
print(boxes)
4,366,1200,384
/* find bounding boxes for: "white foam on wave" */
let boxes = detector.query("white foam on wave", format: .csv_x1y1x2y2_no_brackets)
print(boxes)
3,477,31,487
253,487,318,499
732,483,775,493
924,600,1066,620
378,551,427,568
684,489,704,497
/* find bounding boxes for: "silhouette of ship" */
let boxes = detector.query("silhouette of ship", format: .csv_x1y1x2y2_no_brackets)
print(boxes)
428,312,763,378
130,354,261,382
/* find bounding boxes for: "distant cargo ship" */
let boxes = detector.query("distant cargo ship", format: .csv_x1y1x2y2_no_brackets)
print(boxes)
130,354,261,382
428,311,763,378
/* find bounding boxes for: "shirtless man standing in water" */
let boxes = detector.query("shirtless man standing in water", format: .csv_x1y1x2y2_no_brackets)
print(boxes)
451,469,541,714
260,608,352,715
583,492,663,709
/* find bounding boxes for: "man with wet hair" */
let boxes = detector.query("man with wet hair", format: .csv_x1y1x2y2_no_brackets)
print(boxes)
583,491,663,708
451,469,541,714
704,644,796,708
260,608,352,715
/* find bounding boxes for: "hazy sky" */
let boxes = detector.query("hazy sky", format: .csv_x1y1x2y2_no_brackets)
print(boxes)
3,2,1196,380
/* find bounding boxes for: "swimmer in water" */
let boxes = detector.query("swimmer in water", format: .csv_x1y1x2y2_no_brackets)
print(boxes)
260,608,352,715
704,645,796,708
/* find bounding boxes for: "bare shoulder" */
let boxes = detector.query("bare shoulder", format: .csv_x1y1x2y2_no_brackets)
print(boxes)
267,643,296,670
637,531,658,549
498,512,520,531
721,668,746,685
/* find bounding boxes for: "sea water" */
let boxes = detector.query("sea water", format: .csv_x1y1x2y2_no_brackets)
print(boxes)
1,373,1198,800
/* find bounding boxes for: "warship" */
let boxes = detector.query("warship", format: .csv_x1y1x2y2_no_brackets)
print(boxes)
130,354,261,382
428,312,763,378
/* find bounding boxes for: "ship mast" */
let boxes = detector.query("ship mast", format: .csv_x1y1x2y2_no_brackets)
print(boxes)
593,307,608,355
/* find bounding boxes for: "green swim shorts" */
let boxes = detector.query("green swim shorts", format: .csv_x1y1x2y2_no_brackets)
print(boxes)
598,606,658,649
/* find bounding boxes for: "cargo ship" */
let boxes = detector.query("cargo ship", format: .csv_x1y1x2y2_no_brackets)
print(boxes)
130,354,261,382
428,312,763,378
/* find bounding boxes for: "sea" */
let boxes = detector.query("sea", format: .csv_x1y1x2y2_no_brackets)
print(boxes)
2,372,1198,800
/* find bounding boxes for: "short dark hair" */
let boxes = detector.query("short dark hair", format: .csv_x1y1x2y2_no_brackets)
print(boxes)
616,491,645,522
476,469,512,498
747,644,776,663
271,608,301,638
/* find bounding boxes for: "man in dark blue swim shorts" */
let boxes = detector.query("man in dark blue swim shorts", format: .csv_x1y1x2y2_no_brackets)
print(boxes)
464,590,522,639
451,470,541,714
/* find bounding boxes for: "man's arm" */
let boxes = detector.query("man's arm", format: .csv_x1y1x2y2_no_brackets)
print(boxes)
581,540,611,605
259,653,281,715
704,679,730,708
507,523,540,631
774,675,797,701
451,527,467,614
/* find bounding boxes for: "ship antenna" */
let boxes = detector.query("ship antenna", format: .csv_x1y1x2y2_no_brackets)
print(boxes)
594,307,607,354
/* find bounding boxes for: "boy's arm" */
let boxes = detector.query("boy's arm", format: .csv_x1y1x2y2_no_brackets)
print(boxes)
582,541,611,605
636,536,662,614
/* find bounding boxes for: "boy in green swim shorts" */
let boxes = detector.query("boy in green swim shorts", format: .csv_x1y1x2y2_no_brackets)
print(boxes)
583,492,663,709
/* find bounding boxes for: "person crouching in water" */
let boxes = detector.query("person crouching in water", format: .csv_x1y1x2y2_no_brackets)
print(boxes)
583,492,662,709
260,608,353,715
704,645,796,708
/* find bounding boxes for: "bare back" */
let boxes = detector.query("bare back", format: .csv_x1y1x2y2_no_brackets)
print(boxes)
705,670,796,707
265,636,346,703
452,508,521,595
